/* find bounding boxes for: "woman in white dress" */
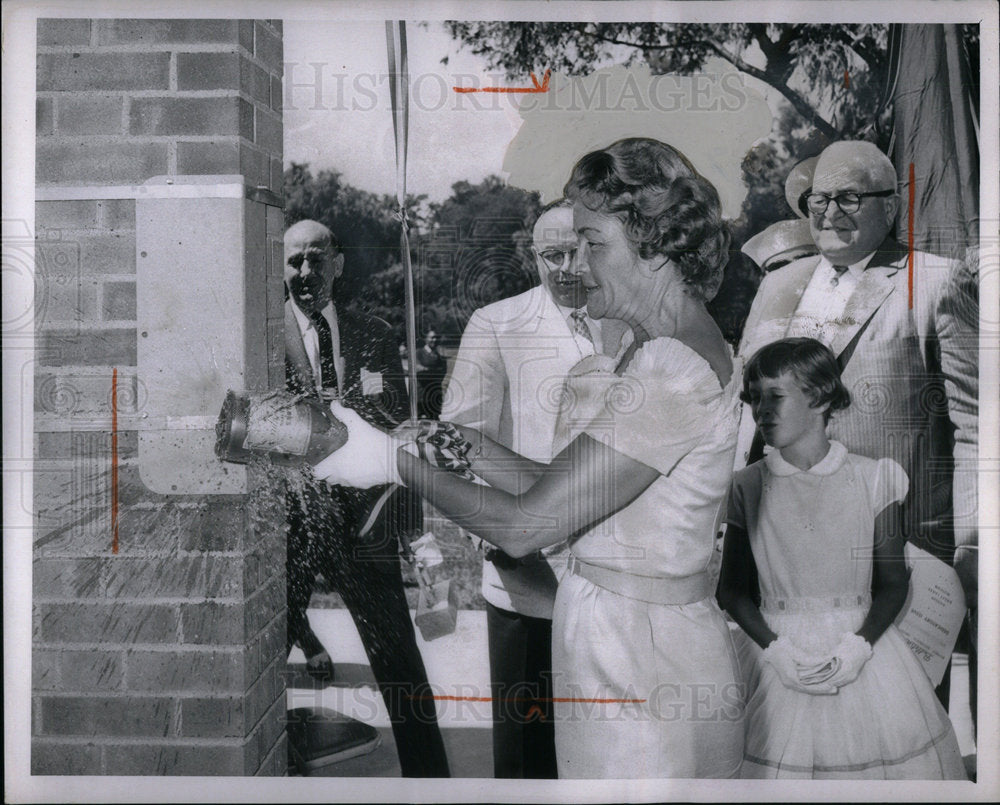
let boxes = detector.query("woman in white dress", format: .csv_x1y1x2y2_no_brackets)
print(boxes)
321,138,745,778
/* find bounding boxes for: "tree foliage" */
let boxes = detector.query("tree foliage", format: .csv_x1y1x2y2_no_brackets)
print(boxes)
439,22,908,340
421,176,541,339
283,166,540,345
442,22,892,143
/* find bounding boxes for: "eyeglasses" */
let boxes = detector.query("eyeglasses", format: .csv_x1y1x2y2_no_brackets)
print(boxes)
805,189,895,215
535,247,577,270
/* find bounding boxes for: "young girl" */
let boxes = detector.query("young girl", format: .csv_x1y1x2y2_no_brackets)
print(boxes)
719,337,966,779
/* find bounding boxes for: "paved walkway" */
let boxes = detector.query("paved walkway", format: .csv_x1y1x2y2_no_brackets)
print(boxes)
287,608,977,778
286,609,493,777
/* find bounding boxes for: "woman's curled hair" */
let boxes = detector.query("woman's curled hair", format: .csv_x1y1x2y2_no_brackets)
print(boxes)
564,138,730,300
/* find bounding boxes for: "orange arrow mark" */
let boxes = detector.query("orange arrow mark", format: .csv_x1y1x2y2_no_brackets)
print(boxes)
526,704,546,721
454,69,551,94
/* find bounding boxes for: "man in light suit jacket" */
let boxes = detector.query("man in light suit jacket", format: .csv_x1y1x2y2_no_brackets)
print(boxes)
283,219,449,777
441,200,629,777
737,142,978,705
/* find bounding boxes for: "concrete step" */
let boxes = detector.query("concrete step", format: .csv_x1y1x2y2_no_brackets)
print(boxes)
287,608,492,730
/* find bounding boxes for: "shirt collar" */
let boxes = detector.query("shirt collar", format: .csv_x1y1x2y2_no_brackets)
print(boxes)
557,303,602,333
291,300,335,332
764,440,847,476
819,251,876,278
556,302,590,320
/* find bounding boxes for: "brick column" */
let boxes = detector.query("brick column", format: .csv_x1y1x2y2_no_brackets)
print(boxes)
33,19,288,776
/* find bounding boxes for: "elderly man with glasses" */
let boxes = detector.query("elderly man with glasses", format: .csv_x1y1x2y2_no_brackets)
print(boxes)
440,198,629,777
736,141,979,709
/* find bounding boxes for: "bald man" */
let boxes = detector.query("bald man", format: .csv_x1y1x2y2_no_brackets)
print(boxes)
442,200,629,777
737,142,978,706
282,219,450,776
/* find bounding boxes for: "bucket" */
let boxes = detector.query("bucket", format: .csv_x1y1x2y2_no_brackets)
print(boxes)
414,579,459,642
407,531,458,641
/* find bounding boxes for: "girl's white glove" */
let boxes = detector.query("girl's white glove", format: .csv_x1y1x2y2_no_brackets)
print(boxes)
824,632,873,690
312,401,404,488
761,636,837,695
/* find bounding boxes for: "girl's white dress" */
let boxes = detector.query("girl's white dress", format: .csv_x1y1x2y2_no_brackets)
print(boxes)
727,441,966,779
550,337,745,779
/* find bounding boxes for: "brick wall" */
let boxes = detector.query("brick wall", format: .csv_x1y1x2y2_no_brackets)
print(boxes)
33,19,287,776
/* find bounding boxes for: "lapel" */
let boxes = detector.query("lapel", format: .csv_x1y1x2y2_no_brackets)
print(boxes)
740,256,819,358
824,238,905,358
284,300,317,392
535,289,574,340
333,305,366,401
533,290,607,372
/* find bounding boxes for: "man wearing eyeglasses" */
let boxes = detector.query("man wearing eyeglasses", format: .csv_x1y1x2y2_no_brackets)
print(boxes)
736,141,978,706
441,199,629,777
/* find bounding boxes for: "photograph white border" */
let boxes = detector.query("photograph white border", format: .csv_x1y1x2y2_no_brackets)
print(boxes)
4,1,998,802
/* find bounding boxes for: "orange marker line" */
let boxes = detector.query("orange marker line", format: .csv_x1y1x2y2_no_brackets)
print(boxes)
844,69,850,88
407,694,645,704
454,70,550,94
908,162,915,309
111,367,119,554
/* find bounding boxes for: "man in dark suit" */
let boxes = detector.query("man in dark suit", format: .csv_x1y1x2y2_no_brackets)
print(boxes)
283,218,450,777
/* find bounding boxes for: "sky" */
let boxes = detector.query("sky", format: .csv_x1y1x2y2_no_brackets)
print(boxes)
283,20,527,202
281,20,794,207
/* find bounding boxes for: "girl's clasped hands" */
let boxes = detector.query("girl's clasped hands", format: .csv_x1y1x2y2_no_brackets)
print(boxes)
762,633,873,695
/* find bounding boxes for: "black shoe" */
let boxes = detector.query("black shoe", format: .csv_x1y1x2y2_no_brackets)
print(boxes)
298,627,335,683
305,649,335,682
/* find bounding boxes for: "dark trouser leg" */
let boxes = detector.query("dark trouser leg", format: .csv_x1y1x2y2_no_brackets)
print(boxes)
285,489,319,655
328,549,450,778
487,602,557,779
521,609,557,778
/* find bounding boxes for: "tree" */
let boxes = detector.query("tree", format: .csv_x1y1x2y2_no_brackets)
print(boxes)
283,166,541,345
442,22,892,143
420,175,541,341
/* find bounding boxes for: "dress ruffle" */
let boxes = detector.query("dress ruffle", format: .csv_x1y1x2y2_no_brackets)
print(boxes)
554,337,740,476
735,616,967,779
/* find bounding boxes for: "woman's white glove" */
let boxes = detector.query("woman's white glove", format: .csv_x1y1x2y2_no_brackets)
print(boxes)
824,632,873,690
761,636,836,695
311,401,403,488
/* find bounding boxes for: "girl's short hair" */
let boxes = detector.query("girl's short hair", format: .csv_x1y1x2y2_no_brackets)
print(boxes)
741,337,851,422
563,137,730,301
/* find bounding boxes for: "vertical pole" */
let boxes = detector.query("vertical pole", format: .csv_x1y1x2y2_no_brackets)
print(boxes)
386,21,419,422
908,161,915,309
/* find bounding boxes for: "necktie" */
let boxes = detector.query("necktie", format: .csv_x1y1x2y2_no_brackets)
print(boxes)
830,264,850,286
571,309,594,346
308,310,338,392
